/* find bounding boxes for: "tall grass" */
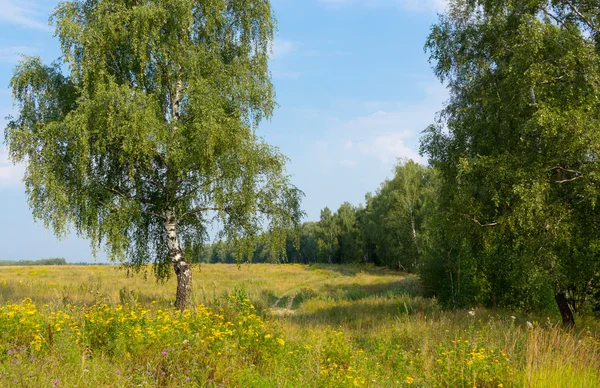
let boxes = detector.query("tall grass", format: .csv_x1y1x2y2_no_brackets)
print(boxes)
0,264,598,387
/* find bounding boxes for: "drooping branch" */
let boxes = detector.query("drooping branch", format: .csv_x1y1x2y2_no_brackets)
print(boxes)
542,7,571,31
101,185,165,219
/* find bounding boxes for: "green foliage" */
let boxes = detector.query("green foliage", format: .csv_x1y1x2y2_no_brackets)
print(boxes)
364,160,438,271
420,0,600,314
210,159,437,268
5,0,303,288
316,207,340,264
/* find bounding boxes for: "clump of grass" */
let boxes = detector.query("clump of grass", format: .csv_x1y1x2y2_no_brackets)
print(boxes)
525,325,600,387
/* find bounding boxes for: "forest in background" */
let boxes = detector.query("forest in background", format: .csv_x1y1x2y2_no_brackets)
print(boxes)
198,0,600,323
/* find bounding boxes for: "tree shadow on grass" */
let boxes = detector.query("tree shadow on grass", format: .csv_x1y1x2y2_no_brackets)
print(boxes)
285,295,440,329
279,276,437,328
319,275,423,302
307,263,406,278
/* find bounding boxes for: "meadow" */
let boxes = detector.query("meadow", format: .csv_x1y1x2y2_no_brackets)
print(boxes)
0,264,599,387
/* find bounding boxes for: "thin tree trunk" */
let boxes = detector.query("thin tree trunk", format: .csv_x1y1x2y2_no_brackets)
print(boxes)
409,207,420,271
165,209,192,310
555,292,575,327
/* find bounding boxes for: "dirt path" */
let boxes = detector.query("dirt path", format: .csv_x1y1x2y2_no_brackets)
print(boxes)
269,271,343,313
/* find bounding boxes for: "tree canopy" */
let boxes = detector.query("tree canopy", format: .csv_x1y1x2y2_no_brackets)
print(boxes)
421,0,600,325
6,0,303,309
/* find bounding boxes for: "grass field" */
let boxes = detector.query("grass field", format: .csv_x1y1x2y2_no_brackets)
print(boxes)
1,264,599,387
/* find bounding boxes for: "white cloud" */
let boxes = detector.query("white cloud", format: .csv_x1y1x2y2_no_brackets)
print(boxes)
0,0,50,30
0,46,39,63
313,80,448,168
0,146,24,188
319,0,447,12
359,132,423,163
272,39,295,58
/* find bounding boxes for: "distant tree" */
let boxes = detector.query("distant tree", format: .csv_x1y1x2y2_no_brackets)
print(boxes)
422,0,600,325
0,258,67,266
299,222,320,263
5,0,303,309
335,202,363,263
367,160,436,272
316,207,340,264
285,222,318,264
358,193,379,265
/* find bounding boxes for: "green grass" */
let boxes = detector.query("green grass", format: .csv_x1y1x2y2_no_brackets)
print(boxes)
0,264,599,387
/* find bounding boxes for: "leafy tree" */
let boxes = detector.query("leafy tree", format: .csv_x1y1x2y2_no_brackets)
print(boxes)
357,194,379,264
285,222,319,264
335,202,363,264
316,207,339,264
367,160,436,271
422,0,600,324
5,0,303,309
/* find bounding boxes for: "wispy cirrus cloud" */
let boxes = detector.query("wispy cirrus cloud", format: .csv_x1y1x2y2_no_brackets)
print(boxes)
0,0,50,30
312,80,448,171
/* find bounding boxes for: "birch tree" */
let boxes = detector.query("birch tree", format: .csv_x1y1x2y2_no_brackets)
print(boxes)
5,0,303,310
422,0,600,325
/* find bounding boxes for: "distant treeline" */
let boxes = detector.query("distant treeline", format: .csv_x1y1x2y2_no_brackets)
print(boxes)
193,158,600,320
0,258,67,266
190,160,434,272
0,258,111,266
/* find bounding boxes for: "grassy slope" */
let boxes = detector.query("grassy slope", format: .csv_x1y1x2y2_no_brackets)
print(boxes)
0,264,599,387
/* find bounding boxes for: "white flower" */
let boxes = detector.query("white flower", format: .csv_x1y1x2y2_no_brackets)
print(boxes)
468,310,476,317
510,316,516,320
526,321,533,329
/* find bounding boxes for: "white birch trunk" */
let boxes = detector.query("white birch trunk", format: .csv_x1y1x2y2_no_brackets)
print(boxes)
165,209,192,310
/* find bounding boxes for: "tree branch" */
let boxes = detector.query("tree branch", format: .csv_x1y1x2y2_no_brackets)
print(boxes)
467,215,498,227
564,0,600,34
555,176,582,184
548,166,582,175
542,7,571,31
102,185,165,219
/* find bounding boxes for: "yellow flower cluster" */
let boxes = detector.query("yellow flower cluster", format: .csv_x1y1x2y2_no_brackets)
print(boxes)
0,298,46,352
318,330,367,387
434,338,511,387
0,295,285,362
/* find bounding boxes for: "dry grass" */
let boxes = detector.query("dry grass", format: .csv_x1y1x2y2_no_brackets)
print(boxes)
1,263,599,387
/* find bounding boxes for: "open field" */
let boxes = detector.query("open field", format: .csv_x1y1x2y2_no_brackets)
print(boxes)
1,264,599,387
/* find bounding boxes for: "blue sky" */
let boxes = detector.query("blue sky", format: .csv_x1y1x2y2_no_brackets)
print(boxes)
0,0,448,262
